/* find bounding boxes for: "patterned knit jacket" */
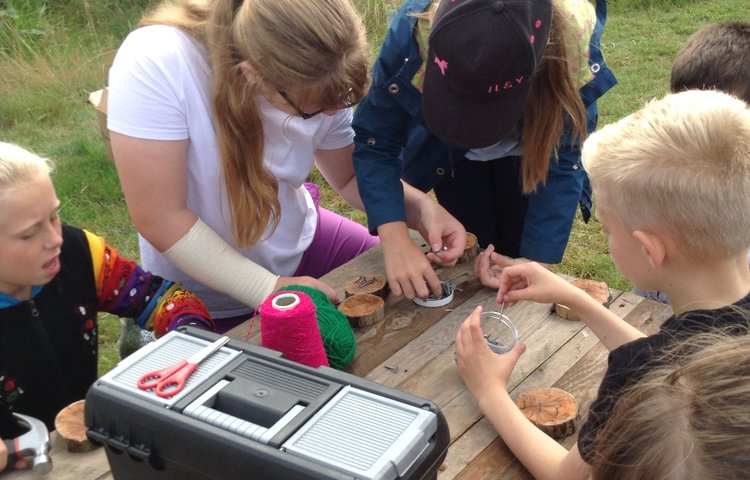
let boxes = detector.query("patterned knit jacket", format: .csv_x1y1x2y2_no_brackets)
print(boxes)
0,224,213,436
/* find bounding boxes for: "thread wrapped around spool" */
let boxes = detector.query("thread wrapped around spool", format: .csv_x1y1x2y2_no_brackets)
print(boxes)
259,290,330,368
277,285,357,370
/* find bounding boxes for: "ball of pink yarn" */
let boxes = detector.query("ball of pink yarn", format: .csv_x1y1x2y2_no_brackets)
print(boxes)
259,291,330,368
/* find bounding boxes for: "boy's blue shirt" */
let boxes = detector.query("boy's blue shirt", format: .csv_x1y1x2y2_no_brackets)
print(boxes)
0,285,42,308
352,0,617,263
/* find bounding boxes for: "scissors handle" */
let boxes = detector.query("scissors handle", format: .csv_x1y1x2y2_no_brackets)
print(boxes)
137,359,187,391
154,362,198,398
136,336,230,398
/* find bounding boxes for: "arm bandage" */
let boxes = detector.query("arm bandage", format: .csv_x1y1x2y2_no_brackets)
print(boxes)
164,219,279,309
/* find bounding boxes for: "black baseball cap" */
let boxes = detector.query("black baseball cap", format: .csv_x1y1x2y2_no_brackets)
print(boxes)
423,0,553,148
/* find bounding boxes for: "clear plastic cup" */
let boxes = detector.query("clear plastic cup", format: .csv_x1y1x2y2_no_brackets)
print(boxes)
480,311,519,354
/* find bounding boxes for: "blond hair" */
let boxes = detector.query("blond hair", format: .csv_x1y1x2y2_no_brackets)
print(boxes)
141,0,370,248
582,90,750,258
0,141,53,203
592,328,750,479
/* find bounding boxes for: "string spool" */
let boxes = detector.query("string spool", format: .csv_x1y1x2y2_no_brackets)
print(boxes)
259,291,329,368
277,285,357,370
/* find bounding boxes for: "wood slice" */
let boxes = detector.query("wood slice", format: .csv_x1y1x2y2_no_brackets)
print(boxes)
344,274,389,299
55,399,98,453
514,387,579,439
458,232,480,264
338,293,385,327
554,278,611,321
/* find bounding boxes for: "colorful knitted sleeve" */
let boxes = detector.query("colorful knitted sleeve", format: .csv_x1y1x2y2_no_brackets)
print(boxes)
84,230,215,337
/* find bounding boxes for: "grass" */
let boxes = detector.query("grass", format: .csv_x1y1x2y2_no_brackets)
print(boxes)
1,0,747,375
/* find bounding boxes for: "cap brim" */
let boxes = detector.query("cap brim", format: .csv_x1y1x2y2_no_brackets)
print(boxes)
423,77,529,149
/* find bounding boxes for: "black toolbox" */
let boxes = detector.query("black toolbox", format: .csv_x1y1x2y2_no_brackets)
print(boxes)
85,327,449,479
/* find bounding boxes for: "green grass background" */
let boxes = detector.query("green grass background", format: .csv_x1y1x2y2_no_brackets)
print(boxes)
1,0,747,374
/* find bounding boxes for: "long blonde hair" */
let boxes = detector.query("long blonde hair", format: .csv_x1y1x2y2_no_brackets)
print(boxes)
592,327,750,479
141,0,370,247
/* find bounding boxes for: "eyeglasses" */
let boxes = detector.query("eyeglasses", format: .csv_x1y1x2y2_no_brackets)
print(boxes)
277,90,323,120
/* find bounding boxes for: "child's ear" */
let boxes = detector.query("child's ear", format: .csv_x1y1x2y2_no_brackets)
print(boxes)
632,230,667,268
239,61,257,79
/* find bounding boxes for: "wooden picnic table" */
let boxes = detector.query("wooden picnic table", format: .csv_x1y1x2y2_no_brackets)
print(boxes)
7,233,674,479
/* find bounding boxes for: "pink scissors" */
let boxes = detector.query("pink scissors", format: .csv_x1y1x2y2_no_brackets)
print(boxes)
137,336,230,398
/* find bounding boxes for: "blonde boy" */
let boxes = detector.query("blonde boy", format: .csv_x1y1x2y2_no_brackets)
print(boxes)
456,89,750,479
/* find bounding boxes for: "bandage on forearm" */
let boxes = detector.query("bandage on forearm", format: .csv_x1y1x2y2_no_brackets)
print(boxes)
163,218,279,309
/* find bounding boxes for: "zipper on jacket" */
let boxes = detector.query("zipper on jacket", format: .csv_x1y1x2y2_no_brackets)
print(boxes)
28,300,71,401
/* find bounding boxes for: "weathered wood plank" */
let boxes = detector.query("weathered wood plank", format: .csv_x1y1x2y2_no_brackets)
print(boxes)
348,264,477,376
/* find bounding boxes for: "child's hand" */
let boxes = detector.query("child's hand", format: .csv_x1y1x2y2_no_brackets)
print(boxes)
497,262,576,307
0,436,29,471
455,306,526,399
473,244,537,289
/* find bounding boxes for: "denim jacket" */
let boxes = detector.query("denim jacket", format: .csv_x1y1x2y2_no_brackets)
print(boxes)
352,0,617,263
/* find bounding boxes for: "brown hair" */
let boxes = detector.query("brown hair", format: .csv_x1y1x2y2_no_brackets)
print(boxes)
671,21,750,103
592,328,750,479
521,0,588,192
141,0,369,247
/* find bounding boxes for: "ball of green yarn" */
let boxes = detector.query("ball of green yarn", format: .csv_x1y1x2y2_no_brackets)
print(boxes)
277,285,356,370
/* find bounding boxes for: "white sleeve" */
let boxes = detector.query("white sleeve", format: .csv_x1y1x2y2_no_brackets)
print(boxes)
316,107,355,150
107,26,190,140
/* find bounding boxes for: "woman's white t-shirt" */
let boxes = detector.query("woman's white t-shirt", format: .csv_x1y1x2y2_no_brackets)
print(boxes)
108,25,354,317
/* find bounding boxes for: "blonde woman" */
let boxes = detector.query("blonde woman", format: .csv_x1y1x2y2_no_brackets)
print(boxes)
109,0,463,331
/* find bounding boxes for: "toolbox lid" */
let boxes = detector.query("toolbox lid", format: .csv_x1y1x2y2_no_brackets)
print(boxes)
97,331,241,408
282,385,437,480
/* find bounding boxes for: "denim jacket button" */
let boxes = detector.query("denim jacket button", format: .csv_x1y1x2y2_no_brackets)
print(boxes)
367,137,376,145
388,83,400,94
590,63,601,73
572,164,580,170
436,167,445,176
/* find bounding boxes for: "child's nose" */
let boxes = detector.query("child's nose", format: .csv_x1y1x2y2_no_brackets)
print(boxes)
45,224,63,249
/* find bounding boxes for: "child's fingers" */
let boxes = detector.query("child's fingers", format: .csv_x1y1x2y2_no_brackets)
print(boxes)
473,246,497,287
456,306,483,351
508,342,526,360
